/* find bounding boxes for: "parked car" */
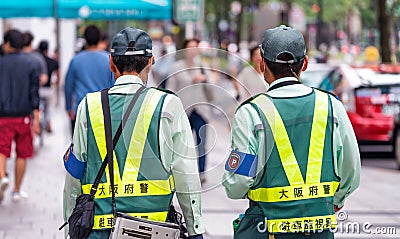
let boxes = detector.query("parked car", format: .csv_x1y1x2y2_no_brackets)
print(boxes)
300,63,334,88
301,63,400,169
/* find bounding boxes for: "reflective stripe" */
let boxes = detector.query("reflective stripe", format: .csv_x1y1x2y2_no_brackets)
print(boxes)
122,89,165,183
86,89,173,194
93,211,168,230
267,214,337,233
306,91,328,184
81,176,175,199
247,181,339,202
87,93,121,184
252,95,304,185
87,93,106,160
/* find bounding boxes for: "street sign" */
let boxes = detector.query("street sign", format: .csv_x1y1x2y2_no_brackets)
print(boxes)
174,0,203,23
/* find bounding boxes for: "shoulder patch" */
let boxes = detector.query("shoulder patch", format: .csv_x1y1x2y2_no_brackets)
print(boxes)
313,88,340,101
225,150,257,177
63,144,86,180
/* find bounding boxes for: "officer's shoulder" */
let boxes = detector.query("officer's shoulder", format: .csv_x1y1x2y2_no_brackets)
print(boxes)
148,87,176,96
313,88,340,101
236,93,266,113
239,93,265,107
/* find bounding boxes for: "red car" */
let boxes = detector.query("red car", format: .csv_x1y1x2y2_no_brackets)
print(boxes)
302,63,400,169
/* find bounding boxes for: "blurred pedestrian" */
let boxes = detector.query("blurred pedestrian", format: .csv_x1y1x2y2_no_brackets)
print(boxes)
63,27,204,239
64,25,114,135
0,29,41,203
237,43,269,101
151,47,174,88
22,32,48,87
223,25,361,239
167,39,214,183
97,31,109,52
37,40,60,133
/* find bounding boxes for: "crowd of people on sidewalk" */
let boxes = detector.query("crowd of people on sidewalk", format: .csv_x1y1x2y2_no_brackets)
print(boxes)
0,23,361,239
0,29,59,203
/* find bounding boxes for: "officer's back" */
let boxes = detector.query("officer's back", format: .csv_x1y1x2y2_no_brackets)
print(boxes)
63,27,205,239
223,25,361,239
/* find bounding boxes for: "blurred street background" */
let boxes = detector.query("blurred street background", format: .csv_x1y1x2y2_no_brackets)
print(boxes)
0,0,400,238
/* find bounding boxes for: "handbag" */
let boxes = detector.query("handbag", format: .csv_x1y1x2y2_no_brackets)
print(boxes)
101,88,183,239
59,86,146,239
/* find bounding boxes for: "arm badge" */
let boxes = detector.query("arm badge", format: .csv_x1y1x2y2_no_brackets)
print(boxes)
225,150,257,177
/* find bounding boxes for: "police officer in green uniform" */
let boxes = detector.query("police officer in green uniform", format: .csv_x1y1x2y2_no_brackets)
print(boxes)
222,25,361,239
63,27,204,239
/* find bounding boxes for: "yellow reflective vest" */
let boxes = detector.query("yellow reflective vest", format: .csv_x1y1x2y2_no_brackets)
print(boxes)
247,89,340,233
82,88,175,231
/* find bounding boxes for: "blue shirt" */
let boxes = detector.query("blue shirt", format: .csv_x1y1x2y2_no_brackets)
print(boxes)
64,50,114,113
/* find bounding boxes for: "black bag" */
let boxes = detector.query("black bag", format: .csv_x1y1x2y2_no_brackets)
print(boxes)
167,205,188,238
59,86,145,238
67,194,95,239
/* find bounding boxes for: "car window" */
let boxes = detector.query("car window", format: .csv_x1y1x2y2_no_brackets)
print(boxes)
301,69,332,88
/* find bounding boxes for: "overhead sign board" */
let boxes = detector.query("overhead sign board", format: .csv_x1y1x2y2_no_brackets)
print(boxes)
174,0,203,23
0,0,172,20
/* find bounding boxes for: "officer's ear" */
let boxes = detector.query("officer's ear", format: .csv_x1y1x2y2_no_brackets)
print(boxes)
109,55,118,74
259,57,265,73
301,55,309,72
148,56,154,66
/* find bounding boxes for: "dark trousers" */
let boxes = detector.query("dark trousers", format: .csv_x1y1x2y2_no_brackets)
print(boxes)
188,110,207,173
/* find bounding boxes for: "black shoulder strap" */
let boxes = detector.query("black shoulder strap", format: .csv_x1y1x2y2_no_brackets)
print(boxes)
267,80,301,92
101,88,117,216
313,87,340,101
89,86,146,200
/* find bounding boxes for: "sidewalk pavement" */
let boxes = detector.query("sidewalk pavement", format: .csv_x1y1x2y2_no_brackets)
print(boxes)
1,99,400,239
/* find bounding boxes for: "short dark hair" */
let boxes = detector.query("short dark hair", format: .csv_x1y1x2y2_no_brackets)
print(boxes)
4,29,24,50
38,40,49,52
22,32,34,47
183,38,200,49
84,25,101,46
112,55,151,74
100,31,109,42
265,53,304,79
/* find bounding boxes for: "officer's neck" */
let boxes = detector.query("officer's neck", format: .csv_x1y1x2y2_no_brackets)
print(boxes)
119,71,147,84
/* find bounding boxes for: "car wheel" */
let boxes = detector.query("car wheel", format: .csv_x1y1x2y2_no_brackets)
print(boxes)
395,130,400,170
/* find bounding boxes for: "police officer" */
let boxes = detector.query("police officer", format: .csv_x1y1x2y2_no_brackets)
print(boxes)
63,27,204,239
222,25,361,239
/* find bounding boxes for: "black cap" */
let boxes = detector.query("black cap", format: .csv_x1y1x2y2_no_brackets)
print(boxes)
260,25,306,64
110,27,152,57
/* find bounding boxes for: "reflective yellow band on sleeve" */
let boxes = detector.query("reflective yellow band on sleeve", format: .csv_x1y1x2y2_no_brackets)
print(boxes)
267,214,337,233
252,95,304,185
306,90,328,184
93,211,168,230
82,176,174,199
247,181,339,203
